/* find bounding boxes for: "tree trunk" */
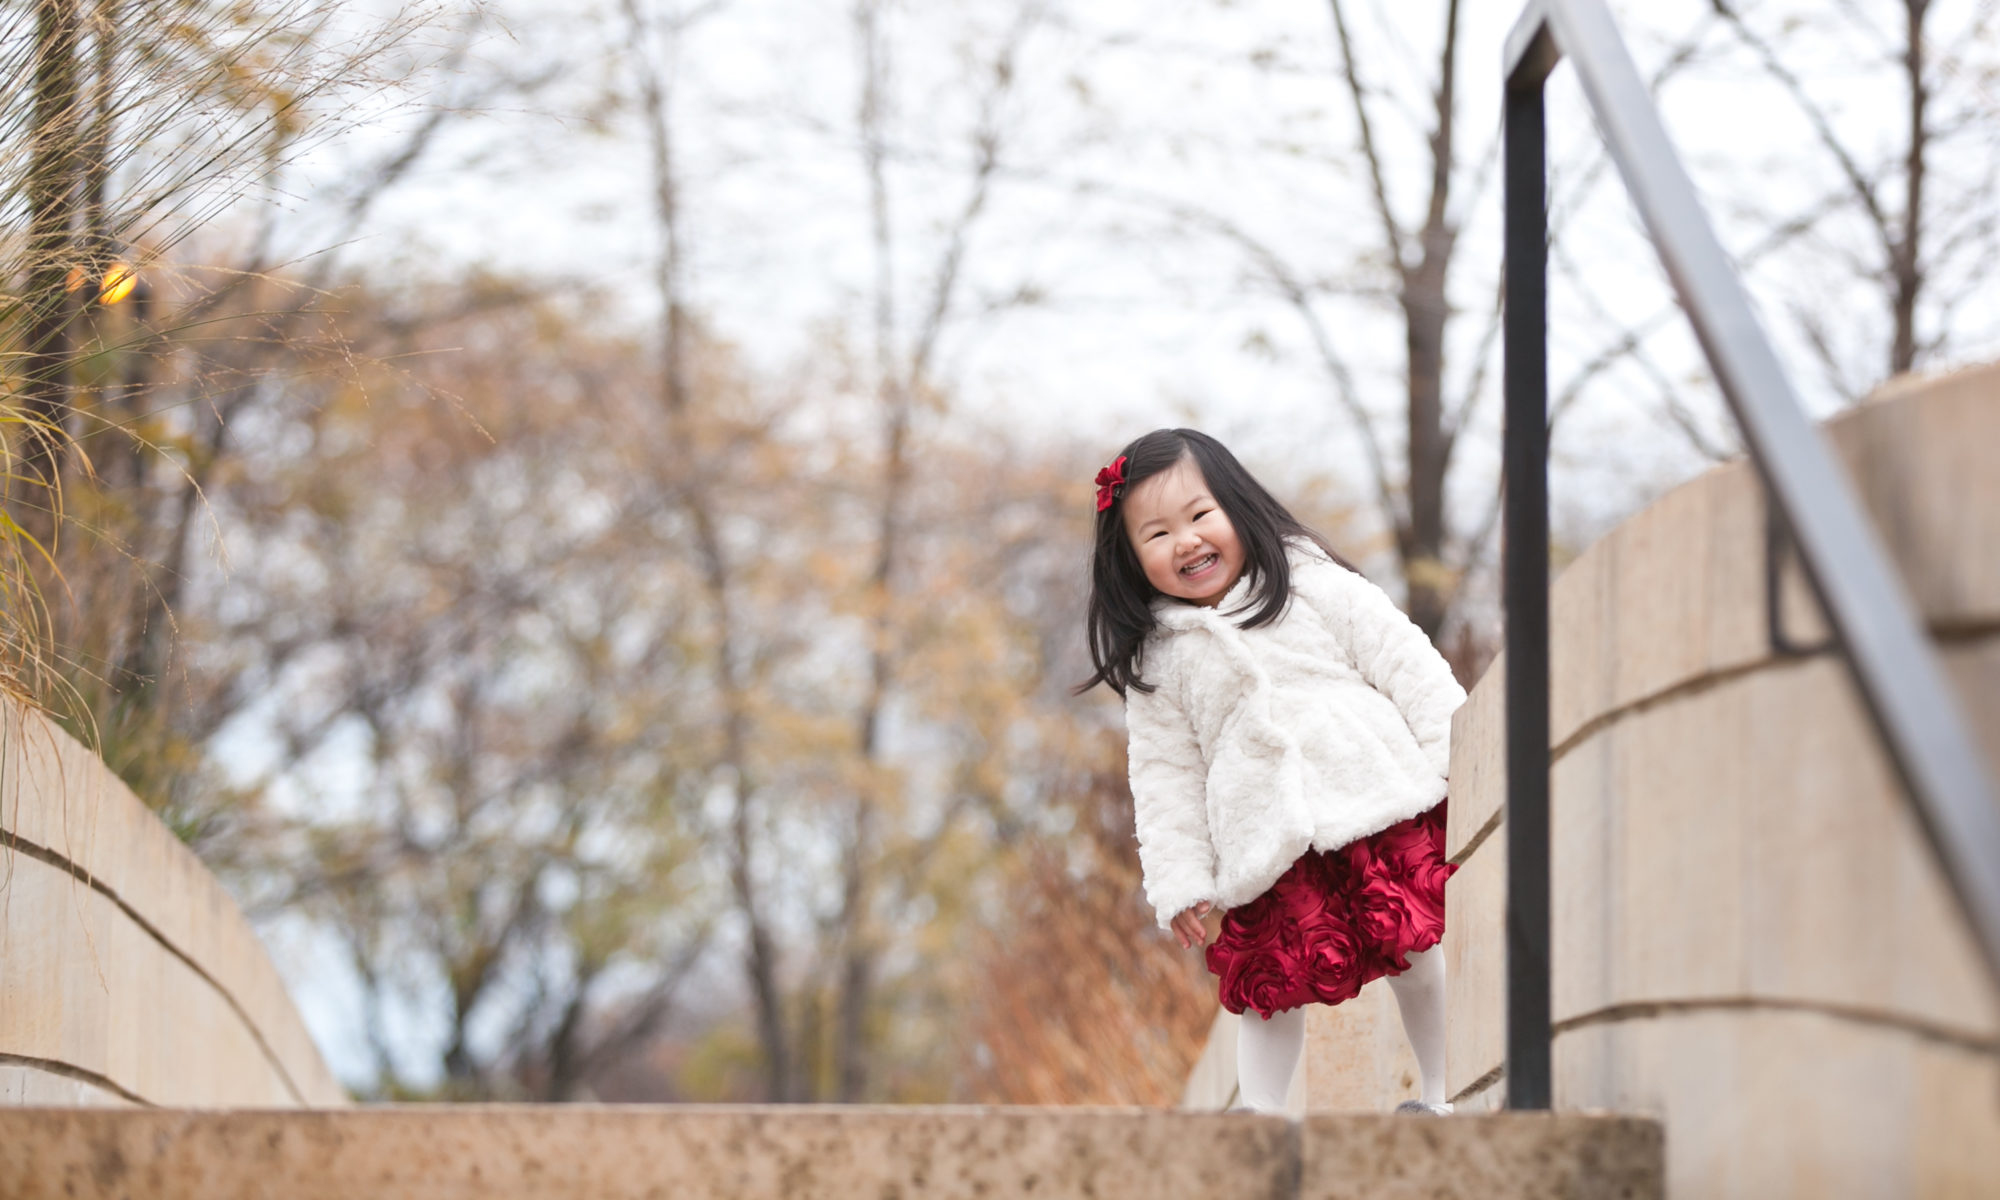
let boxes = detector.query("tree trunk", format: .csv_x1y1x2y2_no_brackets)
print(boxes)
84,0,144,497
830,0,901,1104
1326,0,1463,642
1399,0,1460,640
1890,0,1929,377
1402,266,1450,638
22,0,83,548
621,0,793,1103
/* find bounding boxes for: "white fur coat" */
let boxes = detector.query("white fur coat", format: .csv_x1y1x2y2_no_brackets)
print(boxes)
1124,542,1466,930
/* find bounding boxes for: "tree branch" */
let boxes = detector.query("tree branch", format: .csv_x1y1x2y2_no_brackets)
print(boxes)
1326,0,1408,276
1710,0,1897,263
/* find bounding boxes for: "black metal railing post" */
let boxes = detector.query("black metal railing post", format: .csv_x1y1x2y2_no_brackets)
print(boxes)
1501,12,1556,1112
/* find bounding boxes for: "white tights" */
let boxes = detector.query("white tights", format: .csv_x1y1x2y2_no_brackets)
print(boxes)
1234,1003,1306,1112
1234,944,1448,1112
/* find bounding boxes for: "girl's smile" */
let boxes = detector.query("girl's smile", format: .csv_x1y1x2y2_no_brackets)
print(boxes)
1180,552,1221,579
1121,457,1246,606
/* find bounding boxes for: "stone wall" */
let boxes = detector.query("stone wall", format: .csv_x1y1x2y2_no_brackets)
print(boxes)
1454,366,2000,1193
1202,364,2000,1195
0,701,346,1107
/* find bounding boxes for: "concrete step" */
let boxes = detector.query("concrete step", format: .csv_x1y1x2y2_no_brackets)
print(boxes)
0,1106,1659,1199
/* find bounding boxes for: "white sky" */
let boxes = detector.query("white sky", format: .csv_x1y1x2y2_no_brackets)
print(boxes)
274,0,2000,538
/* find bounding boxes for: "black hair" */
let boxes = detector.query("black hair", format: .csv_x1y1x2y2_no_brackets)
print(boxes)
1079,428,1349,697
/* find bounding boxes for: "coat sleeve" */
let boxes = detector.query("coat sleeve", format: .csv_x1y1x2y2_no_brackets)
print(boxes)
1304,557,1467,778
1125,666,1219,931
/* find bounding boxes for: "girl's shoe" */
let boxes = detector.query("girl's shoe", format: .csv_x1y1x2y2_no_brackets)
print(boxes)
1393,1100,1453,1116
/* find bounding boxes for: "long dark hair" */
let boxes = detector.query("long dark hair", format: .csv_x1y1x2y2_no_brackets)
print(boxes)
1079,428,1347,696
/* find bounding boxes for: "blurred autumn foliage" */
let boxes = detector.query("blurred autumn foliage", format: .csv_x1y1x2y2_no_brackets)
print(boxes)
5,0,1242,1106
24,240,1224,1101
964,759,1217,1106
163,274,1166,1102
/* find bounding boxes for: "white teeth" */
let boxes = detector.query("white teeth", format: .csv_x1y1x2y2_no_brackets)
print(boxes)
1181,553,1217,575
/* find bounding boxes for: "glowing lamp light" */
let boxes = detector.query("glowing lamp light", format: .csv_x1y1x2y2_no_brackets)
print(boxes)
99,263,136,305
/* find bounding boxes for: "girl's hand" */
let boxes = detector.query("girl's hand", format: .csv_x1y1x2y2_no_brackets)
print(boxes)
1172,901,1213,949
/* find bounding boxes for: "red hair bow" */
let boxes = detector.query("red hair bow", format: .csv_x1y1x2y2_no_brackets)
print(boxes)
1094,456,1127,513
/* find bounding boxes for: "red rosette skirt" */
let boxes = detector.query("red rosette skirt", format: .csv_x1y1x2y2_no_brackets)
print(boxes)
1205,799,1455,1019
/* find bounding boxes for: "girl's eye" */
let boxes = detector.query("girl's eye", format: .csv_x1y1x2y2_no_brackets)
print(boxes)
1193,510,1211,521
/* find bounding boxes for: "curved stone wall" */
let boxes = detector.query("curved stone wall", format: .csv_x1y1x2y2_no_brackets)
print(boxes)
1442,364,2000,1195
0,701,346,1107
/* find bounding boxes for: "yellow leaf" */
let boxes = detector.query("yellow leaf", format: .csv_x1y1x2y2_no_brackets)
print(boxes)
99,264,137,306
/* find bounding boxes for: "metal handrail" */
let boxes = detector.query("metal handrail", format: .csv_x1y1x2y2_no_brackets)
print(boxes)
1500,0,2000,1112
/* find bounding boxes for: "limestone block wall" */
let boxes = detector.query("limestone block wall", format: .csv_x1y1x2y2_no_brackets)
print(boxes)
0,701,346,1107
1438,365,2000,1196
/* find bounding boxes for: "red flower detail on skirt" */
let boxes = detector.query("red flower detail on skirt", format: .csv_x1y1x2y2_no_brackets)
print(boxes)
1205,799,1455,1018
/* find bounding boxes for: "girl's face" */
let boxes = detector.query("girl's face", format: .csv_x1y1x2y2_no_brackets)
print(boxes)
1121,456,1245,607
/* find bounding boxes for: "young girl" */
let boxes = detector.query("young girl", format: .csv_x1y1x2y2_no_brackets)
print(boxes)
1082,428,1465,1115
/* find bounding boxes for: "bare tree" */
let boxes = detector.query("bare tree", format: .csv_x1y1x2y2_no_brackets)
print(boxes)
1319,0,1467,637
617,0,1054,1103
824,0,1044,1102
193,284,726,1101
1702,0,2000,398
619,0,803,1102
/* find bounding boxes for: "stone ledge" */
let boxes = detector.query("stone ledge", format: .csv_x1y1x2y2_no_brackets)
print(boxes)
1300,1113,1662,1200
0,1107,1663,1200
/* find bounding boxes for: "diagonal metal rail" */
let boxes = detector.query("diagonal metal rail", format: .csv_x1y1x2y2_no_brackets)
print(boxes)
1500,0,2000,1112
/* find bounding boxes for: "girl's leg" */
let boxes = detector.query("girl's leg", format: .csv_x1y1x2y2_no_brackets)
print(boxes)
1235,1005,1306,1113
1386,944,1448,1106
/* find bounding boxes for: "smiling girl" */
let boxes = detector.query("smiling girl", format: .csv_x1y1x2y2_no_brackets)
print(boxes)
1081,428,1466,1115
